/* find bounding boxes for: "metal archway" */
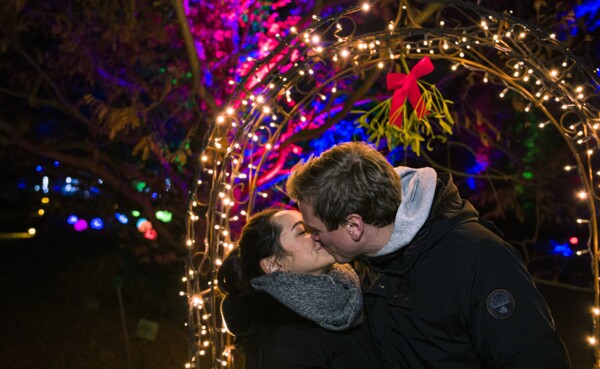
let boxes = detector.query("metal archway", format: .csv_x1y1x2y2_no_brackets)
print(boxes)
184,1,600,367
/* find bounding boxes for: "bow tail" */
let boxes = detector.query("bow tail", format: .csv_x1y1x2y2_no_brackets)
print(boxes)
389,89,406,128
407,86,429,119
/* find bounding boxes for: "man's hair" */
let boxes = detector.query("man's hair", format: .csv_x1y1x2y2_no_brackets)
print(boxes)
286,141,402,231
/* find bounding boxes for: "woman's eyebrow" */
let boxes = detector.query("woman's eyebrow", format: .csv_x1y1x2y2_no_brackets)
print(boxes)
291,220,304,230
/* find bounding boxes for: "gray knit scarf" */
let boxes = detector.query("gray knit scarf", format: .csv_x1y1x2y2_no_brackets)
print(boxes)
249,263,363,331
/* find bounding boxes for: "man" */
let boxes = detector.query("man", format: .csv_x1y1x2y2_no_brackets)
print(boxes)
285,141,572,369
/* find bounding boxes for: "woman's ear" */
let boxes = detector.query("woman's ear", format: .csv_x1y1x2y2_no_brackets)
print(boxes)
345,214,364,241
259,256,280,274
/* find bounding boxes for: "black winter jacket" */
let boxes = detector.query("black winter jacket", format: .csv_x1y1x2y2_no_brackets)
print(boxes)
360,173,572,369
221,289,383,369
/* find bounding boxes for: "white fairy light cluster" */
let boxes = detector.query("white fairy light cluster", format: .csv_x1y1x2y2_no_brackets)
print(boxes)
182,1,600,368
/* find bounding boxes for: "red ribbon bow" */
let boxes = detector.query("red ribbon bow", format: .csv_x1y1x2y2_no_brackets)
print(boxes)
386,56,435,127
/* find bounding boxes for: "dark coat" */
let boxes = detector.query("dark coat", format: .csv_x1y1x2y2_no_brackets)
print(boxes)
359,173,572,369
221,288,383,369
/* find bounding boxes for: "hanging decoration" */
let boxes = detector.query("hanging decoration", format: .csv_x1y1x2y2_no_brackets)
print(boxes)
354,56,454,154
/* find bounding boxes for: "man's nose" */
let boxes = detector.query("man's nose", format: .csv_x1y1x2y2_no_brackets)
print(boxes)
311,232,320,241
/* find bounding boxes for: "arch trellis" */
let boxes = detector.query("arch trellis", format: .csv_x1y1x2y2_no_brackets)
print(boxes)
183,1,600,368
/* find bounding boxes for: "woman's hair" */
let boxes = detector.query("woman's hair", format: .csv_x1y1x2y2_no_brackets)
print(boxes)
217,208,290,295
286,141,402,231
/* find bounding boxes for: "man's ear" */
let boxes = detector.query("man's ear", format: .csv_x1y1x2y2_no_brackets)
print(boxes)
345,214,364,241
259,257,280,274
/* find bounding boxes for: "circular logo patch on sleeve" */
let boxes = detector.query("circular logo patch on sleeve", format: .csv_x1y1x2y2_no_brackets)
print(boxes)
486,289,515,320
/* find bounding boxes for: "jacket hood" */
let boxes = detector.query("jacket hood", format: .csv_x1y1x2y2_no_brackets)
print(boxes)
373,166,437,257
366,172,480,268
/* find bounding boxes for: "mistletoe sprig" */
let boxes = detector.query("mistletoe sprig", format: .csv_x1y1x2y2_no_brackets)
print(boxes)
353,57,455,155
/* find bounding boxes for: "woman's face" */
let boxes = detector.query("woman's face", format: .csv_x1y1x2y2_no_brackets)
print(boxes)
272,210,336,275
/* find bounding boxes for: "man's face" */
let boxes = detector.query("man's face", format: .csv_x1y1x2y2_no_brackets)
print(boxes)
298,202,359,263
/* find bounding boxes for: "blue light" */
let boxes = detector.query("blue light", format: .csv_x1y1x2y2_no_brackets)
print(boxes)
115,213,129,224
35,165,42,172
67,215,79,224
575,1,600,31
551,241,574,257
90,218,104,230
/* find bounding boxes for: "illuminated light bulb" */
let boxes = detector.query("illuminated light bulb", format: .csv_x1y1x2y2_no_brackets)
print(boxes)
388,22,394,30
594,308,600,315
192,296,203,306
41,197,49,204
483,73,488,83
341,49,349,58
185,363,191,368
578,191,587,199
182,277,187,282
524,103,531,112
226,107,234,115
550,70,558,77
550,33,556,39
256,95,264,103
228,80,234,85
38,209,45,216
589,336,597,345
201,155,208,162
216,258,223,266
576,86,583,93
186,239,193,247
451,64,459,71
203,341,210,347
311,35,320,43
564,165,574,171
28,228,36,235
505,31,511,37
440,21,445,26
331,87,337,93
179,291,185,296
499,88,508,98
362,2,370,11
519,32,526,38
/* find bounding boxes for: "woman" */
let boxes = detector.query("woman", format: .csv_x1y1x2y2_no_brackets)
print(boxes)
217,208,383,369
